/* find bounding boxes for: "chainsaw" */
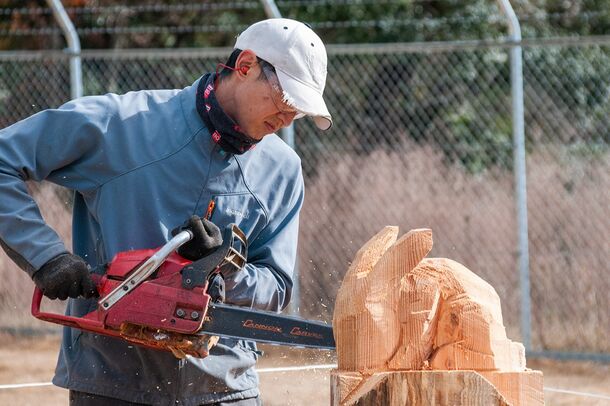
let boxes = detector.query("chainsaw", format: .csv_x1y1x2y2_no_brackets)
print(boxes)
32,224,335,359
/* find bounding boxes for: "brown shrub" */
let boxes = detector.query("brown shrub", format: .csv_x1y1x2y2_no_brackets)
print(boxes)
298,143,609,352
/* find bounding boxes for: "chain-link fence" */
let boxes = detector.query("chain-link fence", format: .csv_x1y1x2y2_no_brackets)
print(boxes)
0,37,608,359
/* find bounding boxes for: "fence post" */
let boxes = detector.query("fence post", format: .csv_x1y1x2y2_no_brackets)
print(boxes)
259,0,300,315
496,0,531,352
259,0,296,150
46,0,82,99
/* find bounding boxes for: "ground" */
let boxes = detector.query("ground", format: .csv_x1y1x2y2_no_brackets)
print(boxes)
0,335,608,405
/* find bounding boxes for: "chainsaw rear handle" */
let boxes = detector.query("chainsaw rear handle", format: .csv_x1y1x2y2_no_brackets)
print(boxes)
31,273,105,330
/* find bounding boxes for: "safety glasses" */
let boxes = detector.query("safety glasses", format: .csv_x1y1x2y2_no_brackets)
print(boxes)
260,63,304,119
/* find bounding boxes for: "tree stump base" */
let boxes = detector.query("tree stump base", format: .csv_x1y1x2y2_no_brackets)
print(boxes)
331,370,544,406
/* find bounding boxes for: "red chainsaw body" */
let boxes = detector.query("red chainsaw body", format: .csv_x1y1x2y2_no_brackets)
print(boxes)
32,249,212,337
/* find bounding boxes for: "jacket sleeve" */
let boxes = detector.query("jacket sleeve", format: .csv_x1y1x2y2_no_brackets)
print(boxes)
223,165,304,313
0,98,111,277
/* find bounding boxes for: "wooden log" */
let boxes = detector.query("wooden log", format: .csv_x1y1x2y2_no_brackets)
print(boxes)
333,226,399,372
411,258,526,371
480,371,545,406
331,370,544,406
333,230,526,372
333,228,433,372
332,227,544,405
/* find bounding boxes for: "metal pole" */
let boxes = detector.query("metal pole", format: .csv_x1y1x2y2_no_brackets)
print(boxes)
259,0,295,150
496,0,531,351
259,0,300,315
260,0,282,18
46,0,82,99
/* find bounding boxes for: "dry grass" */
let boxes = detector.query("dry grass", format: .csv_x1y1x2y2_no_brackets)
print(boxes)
0,143,608,353
297,142,609,352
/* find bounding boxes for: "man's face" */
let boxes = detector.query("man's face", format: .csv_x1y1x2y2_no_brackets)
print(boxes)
231,62,298,140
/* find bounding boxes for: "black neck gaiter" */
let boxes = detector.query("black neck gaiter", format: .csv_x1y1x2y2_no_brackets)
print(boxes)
195,73,260,155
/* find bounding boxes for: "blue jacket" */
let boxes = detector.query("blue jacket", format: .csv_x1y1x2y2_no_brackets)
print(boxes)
0,77,304,404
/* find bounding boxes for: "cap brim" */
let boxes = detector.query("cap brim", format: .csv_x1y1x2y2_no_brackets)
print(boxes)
275,69,333,131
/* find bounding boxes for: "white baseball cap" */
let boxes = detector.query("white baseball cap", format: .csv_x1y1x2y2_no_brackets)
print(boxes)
235,18,333,131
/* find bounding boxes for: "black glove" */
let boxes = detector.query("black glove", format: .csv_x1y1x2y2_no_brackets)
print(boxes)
172,215,223,261
33,253,99,300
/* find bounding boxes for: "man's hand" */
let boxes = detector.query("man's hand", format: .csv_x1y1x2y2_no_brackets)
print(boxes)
172,215,223,261
33,254,99,300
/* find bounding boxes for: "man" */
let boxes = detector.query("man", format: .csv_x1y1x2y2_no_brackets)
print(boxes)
0,18,332,405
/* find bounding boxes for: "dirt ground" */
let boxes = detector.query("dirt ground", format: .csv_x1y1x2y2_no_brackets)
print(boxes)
0,334,608,405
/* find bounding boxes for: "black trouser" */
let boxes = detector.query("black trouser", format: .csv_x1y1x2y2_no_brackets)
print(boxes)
69,390,262,406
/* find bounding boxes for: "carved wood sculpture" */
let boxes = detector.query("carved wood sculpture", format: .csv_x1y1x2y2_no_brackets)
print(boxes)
332,228,543,405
